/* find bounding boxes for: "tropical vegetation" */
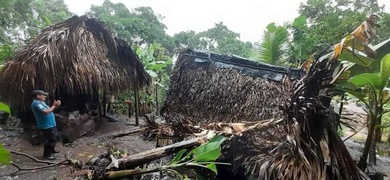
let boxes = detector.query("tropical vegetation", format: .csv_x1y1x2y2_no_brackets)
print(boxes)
0,0,389,177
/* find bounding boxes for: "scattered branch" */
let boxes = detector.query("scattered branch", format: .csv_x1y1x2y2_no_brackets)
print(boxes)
343,123,368,142
111,128,147,139
10,151,55,165
8,151,81,176
10,159,70,175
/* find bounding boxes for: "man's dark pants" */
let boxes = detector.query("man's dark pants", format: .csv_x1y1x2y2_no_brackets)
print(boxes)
41,127,58,157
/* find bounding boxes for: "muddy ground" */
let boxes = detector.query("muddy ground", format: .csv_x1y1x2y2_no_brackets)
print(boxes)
0,114,157,180
0,108,389,180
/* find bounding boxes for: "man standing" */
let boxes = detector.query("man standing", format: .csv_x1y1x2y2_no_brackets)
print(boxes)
31,90,61,160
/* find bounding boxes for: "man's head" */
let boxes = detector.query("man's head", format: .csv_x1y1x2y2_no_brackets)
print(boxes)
31,90,49,101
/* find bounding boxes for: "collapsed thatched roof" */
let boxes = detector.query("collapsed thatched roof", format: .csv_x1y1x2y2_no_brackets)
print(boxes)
221,57,369,180
160,49,304,133
0,16,151,108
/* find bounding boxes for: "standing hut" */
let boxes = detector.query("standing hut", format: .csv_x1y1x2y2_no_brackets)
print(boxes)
0,16,151,131
160,49,304,133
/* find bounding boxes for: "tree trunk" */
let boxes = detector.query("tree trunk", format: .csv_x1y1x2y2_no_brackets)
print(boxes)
387,134,390,143
374,114,383,143
358,113,376,171
368,137,377,165
370,108,383,165
358,115,375,172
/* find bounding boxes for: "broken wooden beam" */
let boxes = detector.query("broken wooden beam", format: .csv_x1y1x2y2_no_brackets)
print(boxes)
115,135,209,169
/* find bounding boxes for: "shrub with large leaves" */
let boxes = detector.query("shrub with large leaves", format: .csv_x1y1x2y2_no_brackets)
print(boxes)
339,54,390,170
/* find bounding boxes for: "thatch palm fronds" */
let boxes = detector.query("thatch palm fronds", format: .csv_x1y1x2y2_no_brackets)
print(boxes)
259,23,289,65
222,56,368,179
161,49,304,133
220,15,383,180
0,16,151,109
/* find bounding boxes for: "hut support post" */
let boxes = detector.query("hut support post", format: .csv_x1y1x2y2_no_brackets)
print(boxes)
155,83,158,115
98,94,102,123
103,91,107,116
128,102,131,119
134,85,140,126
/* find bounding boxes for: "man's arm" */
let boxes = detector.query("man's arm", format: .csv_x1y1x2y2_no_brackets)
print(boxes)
41,106,57,115
36,100,61,115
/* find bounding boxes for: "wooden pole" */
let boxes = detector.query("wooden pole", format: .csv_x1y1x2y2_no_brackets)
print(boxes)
155,83,158,115
102,91,107,116
134,85,139,126
98,92,102,123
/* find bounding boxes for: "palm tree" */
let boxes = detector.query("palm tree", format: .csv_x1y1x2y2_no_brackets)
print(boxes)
259,23,289,65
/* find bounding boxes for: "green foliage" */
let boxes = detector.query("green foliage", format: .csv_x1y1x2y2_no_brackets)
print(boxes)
0,0,71,45
337,48,374,67
258,23,289,65
135,43,172,78
88,1,174,53
0,44,14,63
167,135,229,176
173,30,207,53
349,73,382,90
0,102,11,115
380,54,390,86
107,43,173,114
89,1,252,58
339,53,390,168
296,0,390,59
287,15,308,66
0,143,11,165
337,126,345,137
347,54,390,92
292,15,307,29
173,22,253,58
345,54,390,107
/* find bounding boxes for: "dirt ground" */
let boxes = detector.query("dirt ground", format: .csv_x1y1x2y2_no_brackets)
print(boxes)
342,103,390,179
0,114,156,180
0,106,390,180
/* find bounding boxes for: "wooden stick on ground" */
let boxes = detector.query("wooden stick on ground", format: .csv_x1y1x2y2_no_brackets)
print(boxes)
9,152,78,175
10,151,55,165
111,128,147,139
10,159,70,175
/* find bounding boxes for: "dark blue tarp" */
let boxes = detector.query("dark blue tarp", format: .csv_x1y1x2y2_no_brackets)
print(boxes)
186,49,305,82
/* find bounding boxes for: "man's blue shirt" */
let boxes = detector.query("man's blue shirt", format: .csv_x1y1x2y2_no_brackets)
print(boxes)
31,100,56,129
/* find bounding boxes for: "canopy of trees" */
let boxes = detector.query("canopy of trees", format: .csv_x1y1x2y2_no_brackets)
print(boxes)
294,0,390,60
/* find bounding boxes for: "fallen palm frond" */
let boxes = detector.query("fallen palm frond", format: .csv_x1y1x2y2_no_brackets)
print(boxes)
0,15,151,110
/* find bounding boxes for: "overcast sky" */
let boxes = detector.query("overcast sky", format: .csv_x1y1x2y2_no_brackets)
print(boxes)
63,0,389,43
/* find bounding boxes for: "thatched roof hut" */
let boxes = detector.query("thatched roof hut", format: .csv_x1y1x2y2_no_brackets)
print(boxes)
0,16,151,112
160,49,304,133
